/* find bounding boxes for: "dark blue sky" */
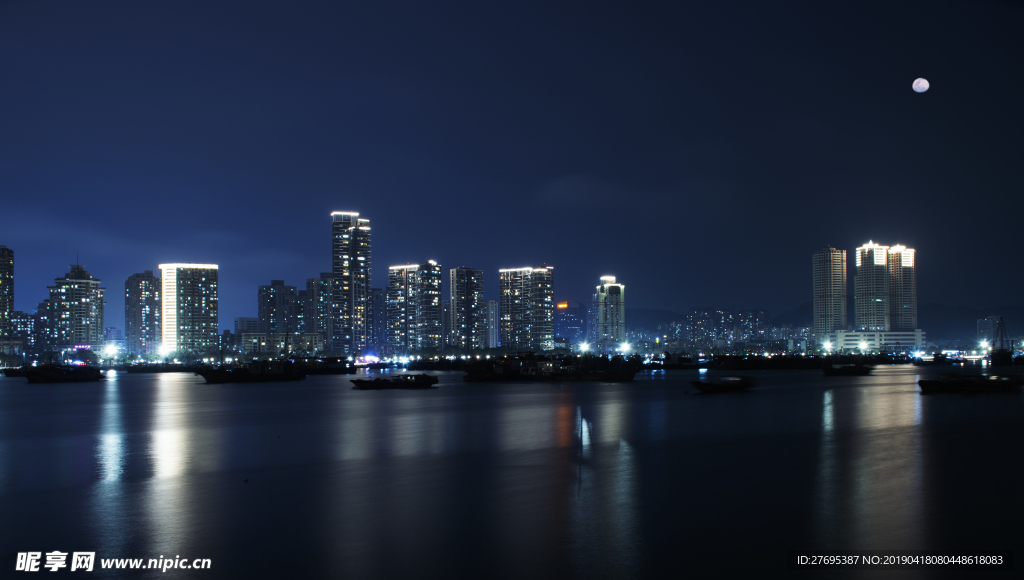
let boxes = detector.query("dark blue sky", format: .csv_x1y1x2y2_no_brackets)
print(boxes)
2,0,1022,331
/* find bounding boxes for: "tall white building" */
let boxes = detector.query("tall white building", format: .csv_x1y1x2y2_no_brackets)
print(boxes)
854,241,890,331
47,265,105,349
159,263,219,355
887,245,917,331
812,247,847,341
499,266,554,351
595,276,626,347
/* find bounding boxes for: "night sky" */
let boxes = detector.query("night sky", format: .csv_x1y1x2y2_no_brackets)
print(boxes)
2,0,1022,331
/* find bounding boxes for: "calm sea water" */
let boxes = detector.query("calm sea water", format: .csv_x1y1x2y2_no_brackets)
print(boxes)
1,366,1022,578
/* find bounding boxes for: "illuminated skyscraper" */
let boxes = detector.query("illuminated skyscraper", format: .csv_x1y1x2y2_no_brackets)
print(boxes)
0,246,12,337
386,261,443,352
499,266,555,351
854,241,890,331
887,245,917,331
48,264,105,349
331,211,371,354
125,270,161,355
258,280,299,334
812,247,847,340
595,276,626,345
159,263,219,355
449,267,485,350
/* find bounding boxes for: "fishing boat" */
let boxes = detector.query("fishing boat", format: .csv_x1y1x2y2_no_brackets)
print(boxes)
24,365,103,383
690,376,754,393
195,361,307,384
3,367,27,378
351,374,439,390
918,374,1023,394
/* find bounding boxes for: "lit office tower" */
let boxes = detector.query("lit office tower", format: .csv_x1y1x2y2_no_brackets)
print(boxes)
486,300,499,348
386,261,443,352
595,276,626,345
258,280,299,334
499,266,555,351
449,267,485,350
47,264,105,348
124,270,161,355
331,211,371,354
0,246,12,336
304,273,334,344
888,245,917,331
159,263,219,355
812,247,847,339
854,242,890,331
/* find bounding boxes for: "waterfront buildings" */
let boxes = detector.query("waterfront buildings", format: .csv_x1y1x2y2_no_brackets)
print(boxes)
159,263,218,355
812,247,847,339
554,301,584,345
330,211,371,354
824,329,926,353
124,270,161,356
449,267,485,350
486,300,499,349
387,261,443,352
303,273,334,345
888,245,917,331
854,242,891,331
239,333,324,356
46,265,106,349
0,246,12,336
595,276,626,347
257,280,299,334
499,266,555,351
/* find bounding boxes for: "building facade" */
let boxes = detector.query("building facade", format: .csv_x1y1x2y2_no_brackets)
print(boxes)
449,267,485,350
0,246,12,337
812,247,847,341
486,300,499,349
124,270,161,356
386,261,443,352
595,276,626,347
554,301,585,346
46,265,105,349
887,245,917,331
331,211,371,354
854,241,891,331
499,266,555,351
258,280,299,335
159,263,219,355
367,287,385,353
825,330,926,353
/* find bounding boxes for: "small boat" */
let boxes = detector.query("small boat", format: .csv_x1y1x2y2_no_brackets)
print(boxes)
918,374,1023,394
351,374,439,390
196,361,307,384
690,376,754,393
3,367,27,378
822,364,872,376
24,365,103,383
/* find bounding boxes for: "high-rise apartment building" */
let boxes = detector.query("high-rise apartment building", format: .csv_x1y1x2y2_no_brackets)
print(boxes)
235,317,260,334
330,212,371,354
554,301,585,345
258,280,299,335
812,247,847,340
125,270,161,356
47,265,105,349
159,263,219,355
0,246,12,337
887,245,917,331
595,276,626,346
367,287,385,352
499,266,555,351
486,300,499,349
303,273,333,344
386,261,443,352
854,241,890,331
449,267,485,350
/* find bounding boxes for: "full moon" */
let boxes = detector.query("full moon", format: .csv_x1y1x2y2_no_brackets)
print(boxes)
913,78,929,93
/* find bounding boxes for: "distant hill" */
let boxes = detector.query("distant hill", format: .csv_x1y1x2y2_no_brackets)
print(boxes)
771,301,812,328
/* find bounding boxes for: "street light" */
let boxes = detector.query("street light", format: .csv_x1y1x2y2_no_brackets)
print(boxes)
580,343,590,353
859,342,868,352
823,341,832,352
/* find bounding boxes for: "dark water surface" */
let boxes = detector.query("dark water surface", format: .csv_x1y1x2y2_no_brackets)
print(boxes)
1,367,1022,578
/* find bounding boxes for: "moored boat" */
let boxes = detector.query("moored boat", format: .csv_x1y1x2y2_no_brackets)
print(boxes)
196,361,307,384
351,374,439,390
3,367,27,378
24,365,103,383
822,364,872,376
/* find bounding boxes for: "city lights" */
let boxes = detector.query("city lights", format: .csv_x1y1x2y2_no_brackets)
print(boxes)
580,343,590,352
